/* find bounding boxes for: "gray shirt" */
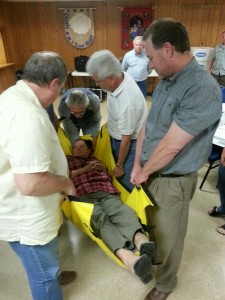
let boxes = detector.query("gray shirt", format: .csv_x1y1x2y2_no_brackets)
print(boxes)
141,58,222,174
58,88,101,144
211,44,225,76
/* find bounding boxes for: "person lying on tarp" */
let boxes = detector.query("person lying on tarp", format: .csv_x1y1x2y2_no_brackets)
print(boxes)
58,88,101,149
66,139,156,284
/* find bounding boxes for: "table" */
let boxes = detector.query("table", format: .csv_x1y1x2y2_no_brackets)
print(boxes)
71,69,159,96
71,70,92,88
213,113,225,147
148,69,158,77
70,71,103,101
147,69,159,94
71,69,159,78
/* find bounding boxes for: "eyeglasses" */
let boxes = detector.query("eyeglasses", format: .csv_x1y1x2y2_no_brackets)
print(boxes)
71,111,86,117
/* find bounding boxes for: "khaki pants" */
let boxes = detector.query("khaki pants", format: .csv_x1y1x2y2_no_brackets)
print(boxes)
145,172,198,293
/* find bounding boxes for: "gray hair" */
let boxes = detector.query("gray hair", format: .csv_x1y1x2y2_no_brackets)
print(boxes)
86,50,121,80
65,90,89,108
22,51,67,86
133,36,143,43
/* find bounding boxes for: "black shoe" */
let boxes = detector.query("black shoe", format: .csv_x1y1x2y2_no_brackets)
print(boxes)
133,254,152,284
59,271,77,286
140,242,161,265
208,206,225,217
144,287,171,300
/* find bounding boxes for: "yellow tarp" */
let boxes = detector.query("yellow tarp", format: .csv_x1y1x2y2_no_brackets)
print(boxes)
60,124,154,267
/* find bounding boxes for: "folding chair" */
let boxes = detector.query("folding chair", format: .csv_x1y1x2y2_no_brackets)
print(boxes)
199,144,222,190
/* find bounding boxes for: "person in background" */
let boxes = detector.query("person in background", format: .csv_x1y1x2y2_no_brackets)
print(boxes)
58,88,101,149
86,49,147,192
208,30,225,87
122,35,150,98
208,147,225,235
67,139,156,284
0,51,77,300
130,18,222,300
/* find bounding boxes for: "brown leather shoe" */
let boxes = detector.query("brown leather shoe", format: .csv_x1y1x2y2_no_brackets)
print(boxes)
144,287,171,300
59,271,77,286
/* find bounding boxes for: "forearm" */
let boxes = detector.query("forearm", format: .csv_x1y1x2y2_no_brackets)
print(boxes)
142,140,180,177
71,161,107,178
63,119,79,144
88,120,101,137
14,172,75,197
133,124,145,167
116,135,131,166
142,122,193,177
221,148,225,166
71,167,87,178
131,121,193,186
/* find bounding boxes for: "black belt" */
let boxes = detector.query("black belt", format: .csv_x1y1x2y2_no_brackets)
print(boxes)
136,80,145,83
157,173,189,178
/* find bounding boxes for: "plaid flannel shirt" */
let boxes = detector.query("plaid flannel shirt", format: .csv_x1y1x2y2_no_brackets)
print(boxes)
67,156,119,197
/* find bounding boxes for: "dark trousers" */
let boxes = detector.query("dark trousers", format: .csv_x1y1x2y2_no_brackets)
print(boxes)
136,80,147,98
211,73,225,87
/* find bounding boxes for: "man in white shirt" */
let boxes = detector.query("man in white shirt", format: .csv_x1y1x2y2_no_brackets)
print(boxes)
86,49,147,192
0,51,77,300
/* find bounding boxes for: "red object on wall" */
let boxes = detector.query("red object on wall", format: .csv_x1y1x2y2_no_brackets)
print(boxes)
121,7,152,50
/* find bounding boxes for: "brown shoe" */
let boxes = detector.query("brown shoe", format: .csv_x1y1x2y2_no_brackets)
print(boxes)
144,287,171,300
59,271,77,286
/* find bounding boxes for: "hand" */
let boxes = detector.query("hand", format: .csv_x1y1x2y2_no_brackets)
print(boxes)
63,178,76,197
83,163,94,172
95,161,105,171
130,165,148,187
113,166,124,178
85,161,105,172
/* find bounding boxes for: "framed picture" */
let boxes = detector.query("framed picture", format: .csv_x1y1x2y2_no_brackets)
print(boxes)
121,7,152,50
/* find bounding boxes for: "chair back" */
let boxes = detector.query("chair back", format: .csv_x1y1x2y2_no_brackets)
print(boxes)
208,144,223,162
221,86,225,103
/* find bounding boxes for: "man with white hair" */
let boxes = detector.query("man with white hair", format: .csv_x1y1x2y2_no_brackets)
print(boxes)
86,50,147,192
122,36,150,97
58,88,101,148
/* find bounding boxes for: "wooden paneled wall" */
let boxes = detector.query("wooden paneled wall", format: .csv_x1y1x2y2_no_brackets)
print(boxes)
0,64,16,93
0,0,224,73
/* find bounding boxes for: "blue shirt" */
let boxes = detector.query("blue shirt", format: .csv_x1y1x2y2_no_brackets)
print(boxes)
121,49,149,82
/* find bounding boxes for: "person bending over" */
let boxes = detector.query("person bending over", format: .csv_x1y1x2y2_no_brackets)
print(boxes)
58,88,101,149
67,139,156,284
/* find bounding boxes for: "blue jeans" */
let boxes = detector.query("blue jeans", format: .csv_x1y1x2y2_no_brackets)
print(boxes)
217,163,225,213
136,80,147,98
111,137,136,192
9,236,63,300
